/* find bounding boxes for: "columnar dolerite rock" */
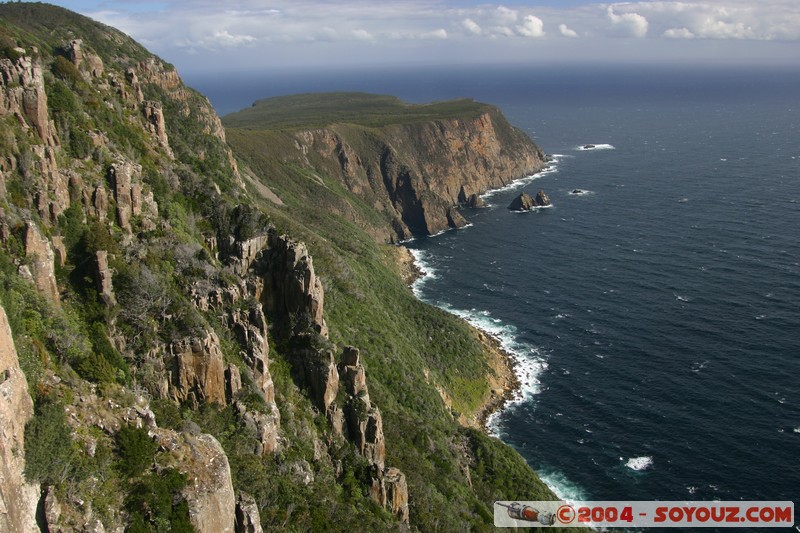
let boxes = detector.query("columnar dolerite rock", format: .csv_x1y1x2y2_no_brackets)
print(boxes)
169,330,227,406
262,232,327,338
235,492,263,533
153,430,236,533
0,305,40,533
23,221,59,304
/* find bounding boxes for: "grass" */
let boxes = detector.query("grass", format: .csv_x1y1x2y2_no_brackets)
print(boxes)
224,92,491,130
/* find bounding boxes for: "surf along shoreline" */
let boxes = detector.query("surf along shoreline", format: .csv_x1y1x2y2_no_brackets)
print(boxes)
392,158,560,433
392,242,521,431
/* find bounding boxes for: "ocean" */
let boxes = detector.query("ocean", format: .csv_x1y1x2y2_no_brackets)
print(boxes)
191,64,800,513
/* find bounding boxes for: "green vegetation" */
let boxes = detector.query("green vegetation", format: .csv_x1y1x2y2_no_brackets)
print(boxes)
115,425,158,478
224,92,490,130
126,469,193,533
225,101,566,530
0,3,580,531
23,396,76,485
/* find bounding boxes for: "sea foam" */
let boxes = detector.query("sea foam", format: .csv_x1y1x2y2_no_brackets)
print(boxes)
481,154,564,201
407,247,549,435
576,143,615,151
624,456,653,471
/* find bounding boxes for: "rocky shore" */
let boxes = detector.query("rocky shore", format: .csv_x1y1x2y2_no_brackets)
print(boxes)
397,244,521,432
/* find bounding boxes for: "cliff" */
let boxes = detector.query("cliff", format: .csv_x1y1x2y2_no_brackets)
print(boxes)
0,4,569,532
225,93,546,239
0,304,39,533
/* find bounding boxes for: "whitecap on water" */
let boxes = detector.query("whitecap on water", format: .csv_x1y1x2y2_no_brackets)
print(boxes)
408,248,437,298
576,143,615,151
624,456,653,471
538,469,589,502
481,155,564,200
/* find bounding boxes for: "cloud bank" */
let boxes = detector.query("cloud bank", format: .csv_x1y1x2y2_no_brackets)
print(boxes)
74,1,800,70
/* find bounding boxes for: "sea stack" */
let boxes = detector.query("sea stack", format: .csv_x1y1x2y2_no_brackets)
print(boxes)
465,193,485,208
508,190,551,211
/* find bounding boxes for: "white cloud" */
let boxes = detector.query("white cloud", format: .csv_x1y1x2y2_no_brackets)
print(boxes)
664,27,695,39
607,6,649,38
494,6,519,25
516,15,545,38
210,30,257,47
462,18,482,35
559,24,578,38
350,29,374,42
423,29,448,40
490,26,515,37
81,1,800,71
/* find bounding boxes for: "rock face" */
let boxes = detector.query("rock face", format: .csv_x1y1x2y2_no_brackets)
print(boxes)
95,250,116,307
169,330,227,407
292,107,546,238
142,100,173,158
23,221,60,304
371,467,410,523
154,430,236,533
508,189,551,211
0,305,40,533
235,492,263,533
262,232,327,339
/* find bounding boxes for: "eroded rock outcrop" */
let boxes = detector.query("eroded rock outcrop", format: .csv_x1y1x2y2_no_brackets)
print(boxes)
262,232,327,339
293,107,545,238
0,50,58,147
67,39,104,78
508,189,551,211
339,347,385,469
235,492,263,533
154,430,236,533
169,330,226,407
95,250,116,307
0,305,40,533
371,466,410,523
142,100,173,158
234,401,280,456
23,220,59,304
108,159,158,231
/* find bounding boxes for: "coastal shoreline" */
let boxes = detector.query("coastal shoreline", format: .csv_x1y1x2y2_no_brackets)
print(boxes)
393,164,559,432
394,242,522,433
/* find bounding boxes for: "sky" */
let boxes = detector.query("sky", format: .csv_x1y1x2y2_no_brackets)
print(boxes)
23,1,800,74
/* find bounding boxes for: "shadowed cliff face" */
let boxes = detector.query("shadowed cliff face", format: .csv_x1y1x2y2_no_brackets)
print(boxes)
0,5,567,532
299,110,545,238
225,95,546,240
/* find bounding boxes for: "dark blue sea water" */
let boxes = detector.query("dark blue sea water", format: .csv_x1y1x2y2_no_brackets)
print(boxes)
192,64,800,516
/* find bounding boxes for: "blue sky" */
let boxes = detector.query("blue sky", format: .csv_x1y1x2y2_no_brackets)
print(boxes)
26,1,800,73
